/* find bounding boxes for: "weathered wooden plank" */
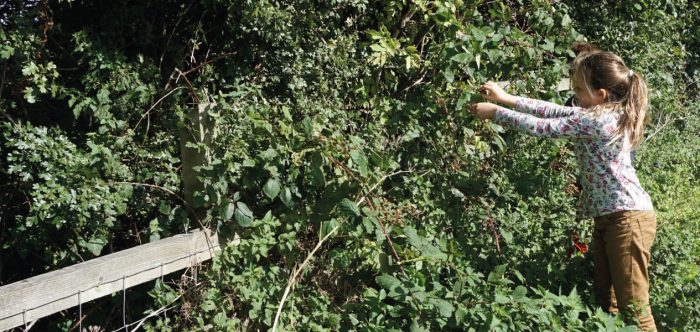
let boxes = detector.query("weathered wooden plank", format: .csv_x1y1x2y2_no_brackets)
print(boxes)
0,229,220,331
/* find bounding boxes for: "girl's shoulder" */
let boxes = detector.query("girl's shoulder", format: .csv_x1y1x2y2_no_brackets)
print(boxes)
578,105,623,120
575,107,621,138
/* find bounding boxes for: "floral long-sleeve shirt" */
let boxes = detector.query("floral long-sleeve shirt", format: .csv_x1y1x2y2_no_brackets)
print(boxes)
492,97,654,218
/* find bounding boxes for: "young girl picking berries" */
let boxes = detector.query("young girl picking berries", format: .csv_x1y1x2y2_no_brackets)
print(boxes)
470,46,657,331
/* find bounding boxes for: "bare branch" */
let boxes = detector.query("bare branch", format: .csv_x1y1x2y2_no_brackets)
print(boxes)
645,112,676,143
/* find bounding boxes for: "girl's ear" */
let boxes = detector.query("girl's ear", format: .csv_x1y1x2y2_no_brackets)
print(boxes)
596,88,608,102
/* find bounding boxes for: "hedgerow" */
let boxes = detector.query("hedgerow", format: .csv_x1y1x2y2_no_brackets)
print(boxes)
1,0,698,330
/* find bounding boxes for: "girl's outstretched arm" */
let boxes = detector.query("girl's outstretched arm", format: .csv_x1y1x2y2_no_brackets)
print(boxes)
513,97,581,118
470,102,605,139
491,105,603,138
478,81,579,118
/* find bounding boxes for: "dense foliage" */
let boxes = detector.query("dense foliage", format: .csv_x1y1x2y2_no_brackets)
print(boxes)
1,0,698,330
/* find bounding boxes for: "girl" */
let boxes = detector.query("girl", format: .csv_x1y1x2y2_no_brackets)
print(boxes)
470,47,657,331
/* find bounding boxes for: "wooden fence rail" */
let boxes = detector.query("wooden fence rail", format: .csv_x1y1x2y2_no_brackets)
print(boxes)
0,229,220,331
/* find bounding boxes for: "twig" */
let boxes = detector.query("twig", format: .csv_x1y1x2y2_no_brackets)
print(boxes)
132,87,184,132
178,51,237,77
364,198,406,275
128,295,182,332
174,68,200,103
644,112,675,143
401,72,427,93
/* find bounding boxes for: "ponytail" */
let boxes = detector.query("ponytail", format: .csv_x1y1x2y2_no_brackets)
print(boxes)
620,71,650,149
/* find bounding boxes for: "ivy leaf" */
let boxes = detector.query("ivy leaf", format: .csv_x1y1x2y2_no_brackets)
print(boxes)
263,178,281,199
338,198,361,218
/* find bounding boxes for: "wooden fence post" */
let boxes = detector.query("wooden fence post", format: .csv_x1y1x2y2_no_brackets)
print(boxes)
179,102,216,219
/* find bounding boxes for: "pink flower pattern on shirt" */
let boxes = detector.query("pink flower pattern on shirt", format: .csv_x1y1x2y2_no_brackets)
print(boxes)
492,97,654,218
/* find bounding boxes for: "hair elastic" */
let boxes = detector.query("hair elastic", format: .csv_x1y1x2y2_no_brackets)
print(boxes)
627,70,634,79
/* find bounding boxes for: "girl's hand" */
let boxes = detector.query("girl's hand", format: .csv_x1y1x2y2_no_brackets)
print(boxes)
469,102,498,120
478,81,516,106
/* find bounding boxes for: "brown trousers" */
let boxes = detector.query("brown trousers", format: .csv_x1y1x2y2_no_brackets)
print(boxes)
593,210,657,331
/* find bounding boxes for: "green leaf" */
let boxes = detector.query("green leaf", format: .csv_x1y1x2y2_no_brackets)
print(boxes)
456,92,472,110
410,321,429,332
221,202,235,221
349,150,368,177
451,52,473,64
149,218,161,242
455,306,468,324
338,198,361,218
501,231,513,242
404,226,447,260
513,285,527,300
488,264,510,284
376,274,401,290
444,68,454,82
263,178,281,199
235,202,253,227
158,201,171,215
0,45,14,59
432,299,455,318
495,293,509,304
281,187,294,207
404,226,422,248
321,219,339,238
260,148,278,160
85,236,107,256
200,299,217,312
24,87,36,104
370,44,385,52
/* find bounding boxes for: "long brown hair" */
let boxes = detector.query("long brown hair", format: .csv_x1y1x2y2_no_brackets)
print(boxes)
571,47,651,149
